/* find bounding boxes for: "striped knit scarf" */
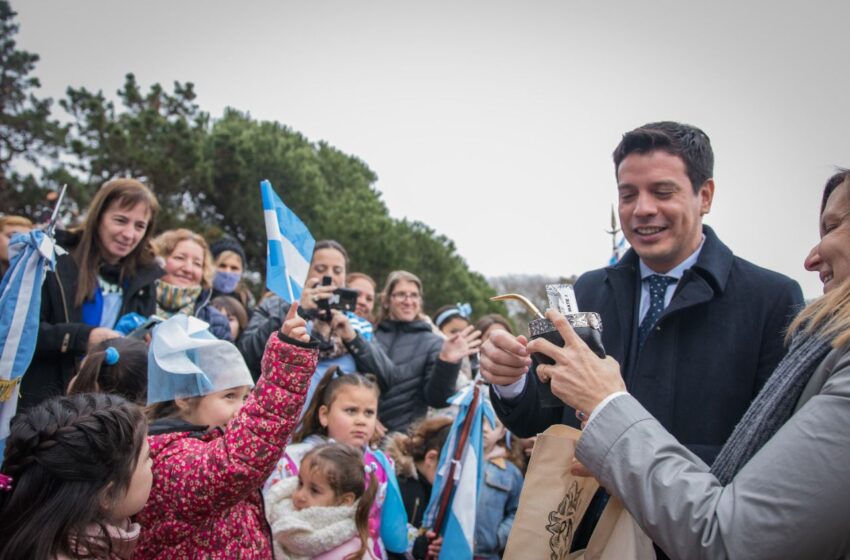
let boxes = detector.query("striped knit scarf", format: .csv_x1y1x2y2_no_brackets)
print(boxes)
155,280,202,319
710,330,832,485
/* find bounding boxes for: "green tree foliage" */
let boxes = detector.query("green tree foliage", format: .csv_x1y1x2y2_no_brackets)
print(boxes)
60,74,211,231
13,60,503,318
0,0,65,217
206,108,503,317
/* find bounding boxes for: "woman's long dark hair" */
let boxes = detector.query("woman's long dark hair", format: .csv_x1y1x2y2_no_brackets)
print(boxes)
0,393,148,560
72,178,160,307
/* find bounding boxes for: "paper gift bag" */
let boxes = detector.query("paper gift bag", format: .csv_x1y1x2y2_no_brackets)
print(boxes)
567,496,656,560
504,425,600,560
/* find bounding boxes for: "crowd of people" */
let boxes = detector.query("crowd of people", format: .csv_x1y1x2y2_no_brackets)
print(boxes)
0,120,847,559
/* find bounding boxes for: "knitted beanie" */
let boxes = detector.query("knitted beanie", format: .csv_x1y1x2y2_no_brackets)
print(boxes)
210,236,246,266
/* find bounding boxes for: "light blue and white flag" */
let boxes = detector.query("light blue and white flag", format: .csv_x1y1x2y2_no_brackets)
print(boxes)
608,234,629,266
423,384,496,560
261,180,316,303
0,230,58,451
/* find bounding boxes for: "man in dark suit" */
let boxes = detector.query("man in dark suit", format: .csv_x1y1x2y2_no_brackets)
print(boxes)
480,121,804,555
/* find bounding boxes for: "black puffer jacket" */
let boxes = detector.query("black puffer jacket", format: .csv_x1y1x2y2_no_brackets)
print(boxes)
21,230,163,409
374,320,461,433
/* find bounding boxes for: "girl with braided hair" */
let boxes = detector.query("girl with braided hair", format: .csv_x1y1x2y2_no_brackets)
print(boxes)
0,393,151,559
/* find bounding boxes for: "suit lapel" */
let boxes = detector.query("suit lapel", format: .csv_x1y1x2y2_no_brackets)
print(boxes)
663,268,715,318
604,263,639,365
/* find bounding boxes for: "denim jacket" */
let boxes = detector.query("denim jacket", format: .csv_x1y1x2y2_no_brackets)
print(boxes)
474,458,523,558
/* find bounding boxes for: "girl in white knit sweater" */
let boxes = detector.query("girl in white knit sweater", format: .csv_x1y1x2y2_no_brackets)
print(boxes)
265,443,378,560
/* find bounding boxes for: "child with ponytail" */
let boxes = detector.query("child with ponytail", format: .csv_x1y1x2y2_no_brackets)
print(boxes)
264,367,408,559
0,393,151,560
265,443,379,559
67,337,148,405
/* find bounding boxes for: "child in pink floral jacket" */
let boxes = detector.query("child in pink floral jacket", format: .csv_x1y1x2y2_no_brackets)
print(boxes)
135,305,318,559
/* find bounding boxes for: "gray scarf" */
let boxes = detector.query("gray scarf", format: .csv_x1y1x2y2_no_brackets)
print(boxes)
710,330,832,485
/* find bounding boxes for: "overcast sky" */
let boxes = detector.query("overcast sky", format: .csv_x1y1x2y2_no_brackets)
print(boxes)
15,0,849,299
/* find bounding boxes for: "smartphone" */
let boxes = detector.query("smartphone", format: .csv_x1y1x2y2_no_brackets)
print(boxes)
127,315,163,339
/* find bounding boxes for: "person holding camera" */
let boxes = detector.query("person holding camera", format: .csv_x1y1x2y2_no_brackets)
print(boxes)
238,240,393,409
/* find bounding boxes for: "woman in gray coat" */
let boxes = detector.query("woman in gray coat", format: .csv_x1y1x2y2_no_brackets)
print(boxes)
484,170,850,560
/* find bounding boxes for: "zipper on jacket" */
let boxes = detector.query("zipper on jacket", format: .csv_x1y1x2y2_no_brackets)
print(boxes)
54,266,73,353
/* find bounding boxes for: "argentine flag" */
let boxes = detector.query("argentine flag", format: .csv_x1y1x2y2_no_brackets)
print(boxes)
423,385,496,560
261,180,316,303
608,234,629,266
0,230,57,453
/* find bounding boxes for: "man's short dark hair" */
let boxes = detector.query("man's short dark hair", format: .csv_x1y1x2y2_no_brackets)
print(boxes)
613,121,714,193
821,168,850,215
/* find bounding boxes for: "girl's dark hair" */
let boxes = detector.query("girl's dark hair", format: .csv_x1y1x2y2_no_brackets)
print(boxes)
475,313,514,339
313,240,350,275
0,393,147,560
69,337,148,405
211,295,249,331
292,367,380,444
432,304,471,331
72,178,160,307
385,416,453,478
302,443,377,560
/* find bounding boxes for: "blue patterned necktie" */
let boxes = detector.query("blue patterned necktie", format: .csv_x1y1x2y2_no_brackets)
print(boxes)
638,274,677,349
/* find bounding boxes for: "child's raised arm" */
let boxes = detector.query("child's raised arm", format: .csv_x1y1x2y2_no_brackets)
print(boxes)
143,326,318,524
281,302,309,343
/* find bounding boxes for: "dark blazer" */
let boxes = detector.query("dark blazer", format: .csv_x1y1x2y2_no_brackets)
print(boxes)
492,226,804,464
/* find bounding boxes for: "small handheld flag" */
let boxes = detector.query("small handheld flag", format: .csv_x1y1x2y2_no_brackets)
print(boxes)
0,185,66,453
260,180,316,303
423,384,496,559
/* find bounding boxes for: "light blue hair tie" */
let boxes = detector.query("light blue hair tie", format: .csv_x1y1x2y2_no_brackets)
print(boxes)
104,347,120,366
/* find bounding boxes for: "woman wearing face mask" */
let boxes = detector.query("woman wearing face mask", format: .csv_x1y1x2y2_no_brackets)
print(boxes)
238,240,393,402
373,271,481,434
209,236,256,315
152,229,232,341
22,178,163,410
481,169,850,559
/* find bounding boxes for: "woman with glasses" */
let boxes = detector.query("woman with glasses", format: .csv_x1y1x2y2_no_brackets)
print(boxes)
374,270,480,433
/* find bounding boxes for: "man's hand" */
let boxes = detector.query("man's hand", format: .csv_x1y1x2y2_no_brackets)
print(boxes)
526,310,625,416
479,329,532,386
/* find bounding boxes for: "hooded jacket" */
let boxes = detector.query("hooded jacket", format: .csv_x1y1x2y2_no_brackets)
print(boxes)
135,331,318,560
